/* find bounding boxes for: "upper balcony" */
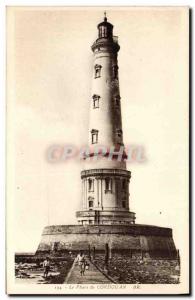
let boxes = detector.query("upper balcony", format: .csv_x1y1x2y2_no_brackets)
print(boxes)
81,168,131,179
91,36,120,53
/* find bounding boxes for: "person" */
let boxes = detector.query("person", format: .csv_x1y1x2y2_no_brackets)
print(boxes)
76,251,86,276
43,256,50,278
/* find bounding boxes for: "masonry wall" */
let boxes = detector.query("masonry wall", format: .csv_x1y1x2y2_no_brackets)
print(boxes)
36,225,176,258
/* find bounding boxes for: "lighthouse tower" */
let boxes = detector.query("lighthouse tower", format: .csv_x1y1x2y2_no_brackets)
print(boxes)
37,14,177,260
76,14,136,226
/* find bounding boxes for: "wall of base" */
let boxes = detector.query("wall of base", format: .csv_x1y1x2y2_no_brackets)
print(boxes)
36,224,177,258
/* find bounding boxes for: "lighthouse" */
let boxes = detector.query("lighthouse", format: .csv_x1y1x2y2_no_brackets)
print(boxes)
37,14,177,260
76,14,136,226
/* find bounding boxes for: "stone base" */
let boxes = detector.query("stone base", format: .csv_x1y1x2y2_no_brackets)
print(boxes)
36,224,177,259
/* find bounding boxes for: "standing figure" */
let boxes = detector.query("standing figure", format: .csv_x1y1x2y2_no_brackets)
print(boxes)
43,256,50,278
76,251,86,276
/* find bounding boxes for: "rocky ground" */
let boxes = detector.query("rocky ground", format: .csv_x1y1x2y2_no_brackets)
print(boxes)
15,254,74,284
15,253,180,284
93,254,180,284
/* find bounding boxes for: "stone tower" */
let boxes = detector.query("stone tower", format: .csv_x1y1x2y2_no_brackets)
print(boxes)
76,14,136,226
37,14,177,259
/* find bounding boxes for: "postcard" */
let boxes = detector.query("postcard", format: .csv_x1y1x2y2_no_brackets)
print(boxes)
6,6,189,294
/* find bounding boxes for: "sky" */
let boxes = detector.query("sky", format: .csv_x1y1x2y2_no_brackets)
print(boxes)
7,7,188,256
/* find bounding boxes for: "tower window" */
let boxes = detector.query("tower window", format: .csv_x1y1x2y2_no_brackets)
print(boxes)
88,196,94,210
105,177,112,193
91,129,98,144
122,201,126,208
89,201,93,208
116,129,123,138
88,179,94,192
94,64,102,78
113,65,118,79
99,26,108,38
115,95,121,107
122,179,126,190
92,94,100,108
103,27,107,37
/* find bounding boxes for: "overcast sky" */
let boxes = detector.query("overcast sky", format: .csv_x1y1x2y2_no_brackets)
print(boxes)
7,7,188,256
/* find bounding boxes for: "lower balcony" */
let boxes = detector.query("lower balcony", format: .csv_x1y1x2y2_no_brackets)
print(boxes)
76,209,136,225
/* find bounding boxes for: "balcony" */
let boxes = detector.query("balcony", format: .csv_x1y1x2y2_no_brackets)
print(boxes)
81,168,131,179
91,36,120,53
76,209,136,220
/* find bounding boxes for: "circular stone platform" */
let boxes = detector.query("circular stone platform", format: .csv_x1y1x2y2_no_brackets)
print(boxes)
36,224,177,258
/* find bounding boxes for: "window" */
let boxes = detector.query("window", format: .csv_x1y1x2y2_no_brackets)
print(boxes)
113,65,118,79
98,24,113,39
103,27,107,37
88,196,94,210
116,129,123,138
99,26,107,38
88,179,94,192
89,201,94,208
93,94,100,108
122,179,126,190
122,201,126,208
91,129,98,144
115,95,121,107
94,64,102,78
105,177,112,192
98,26,103,38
